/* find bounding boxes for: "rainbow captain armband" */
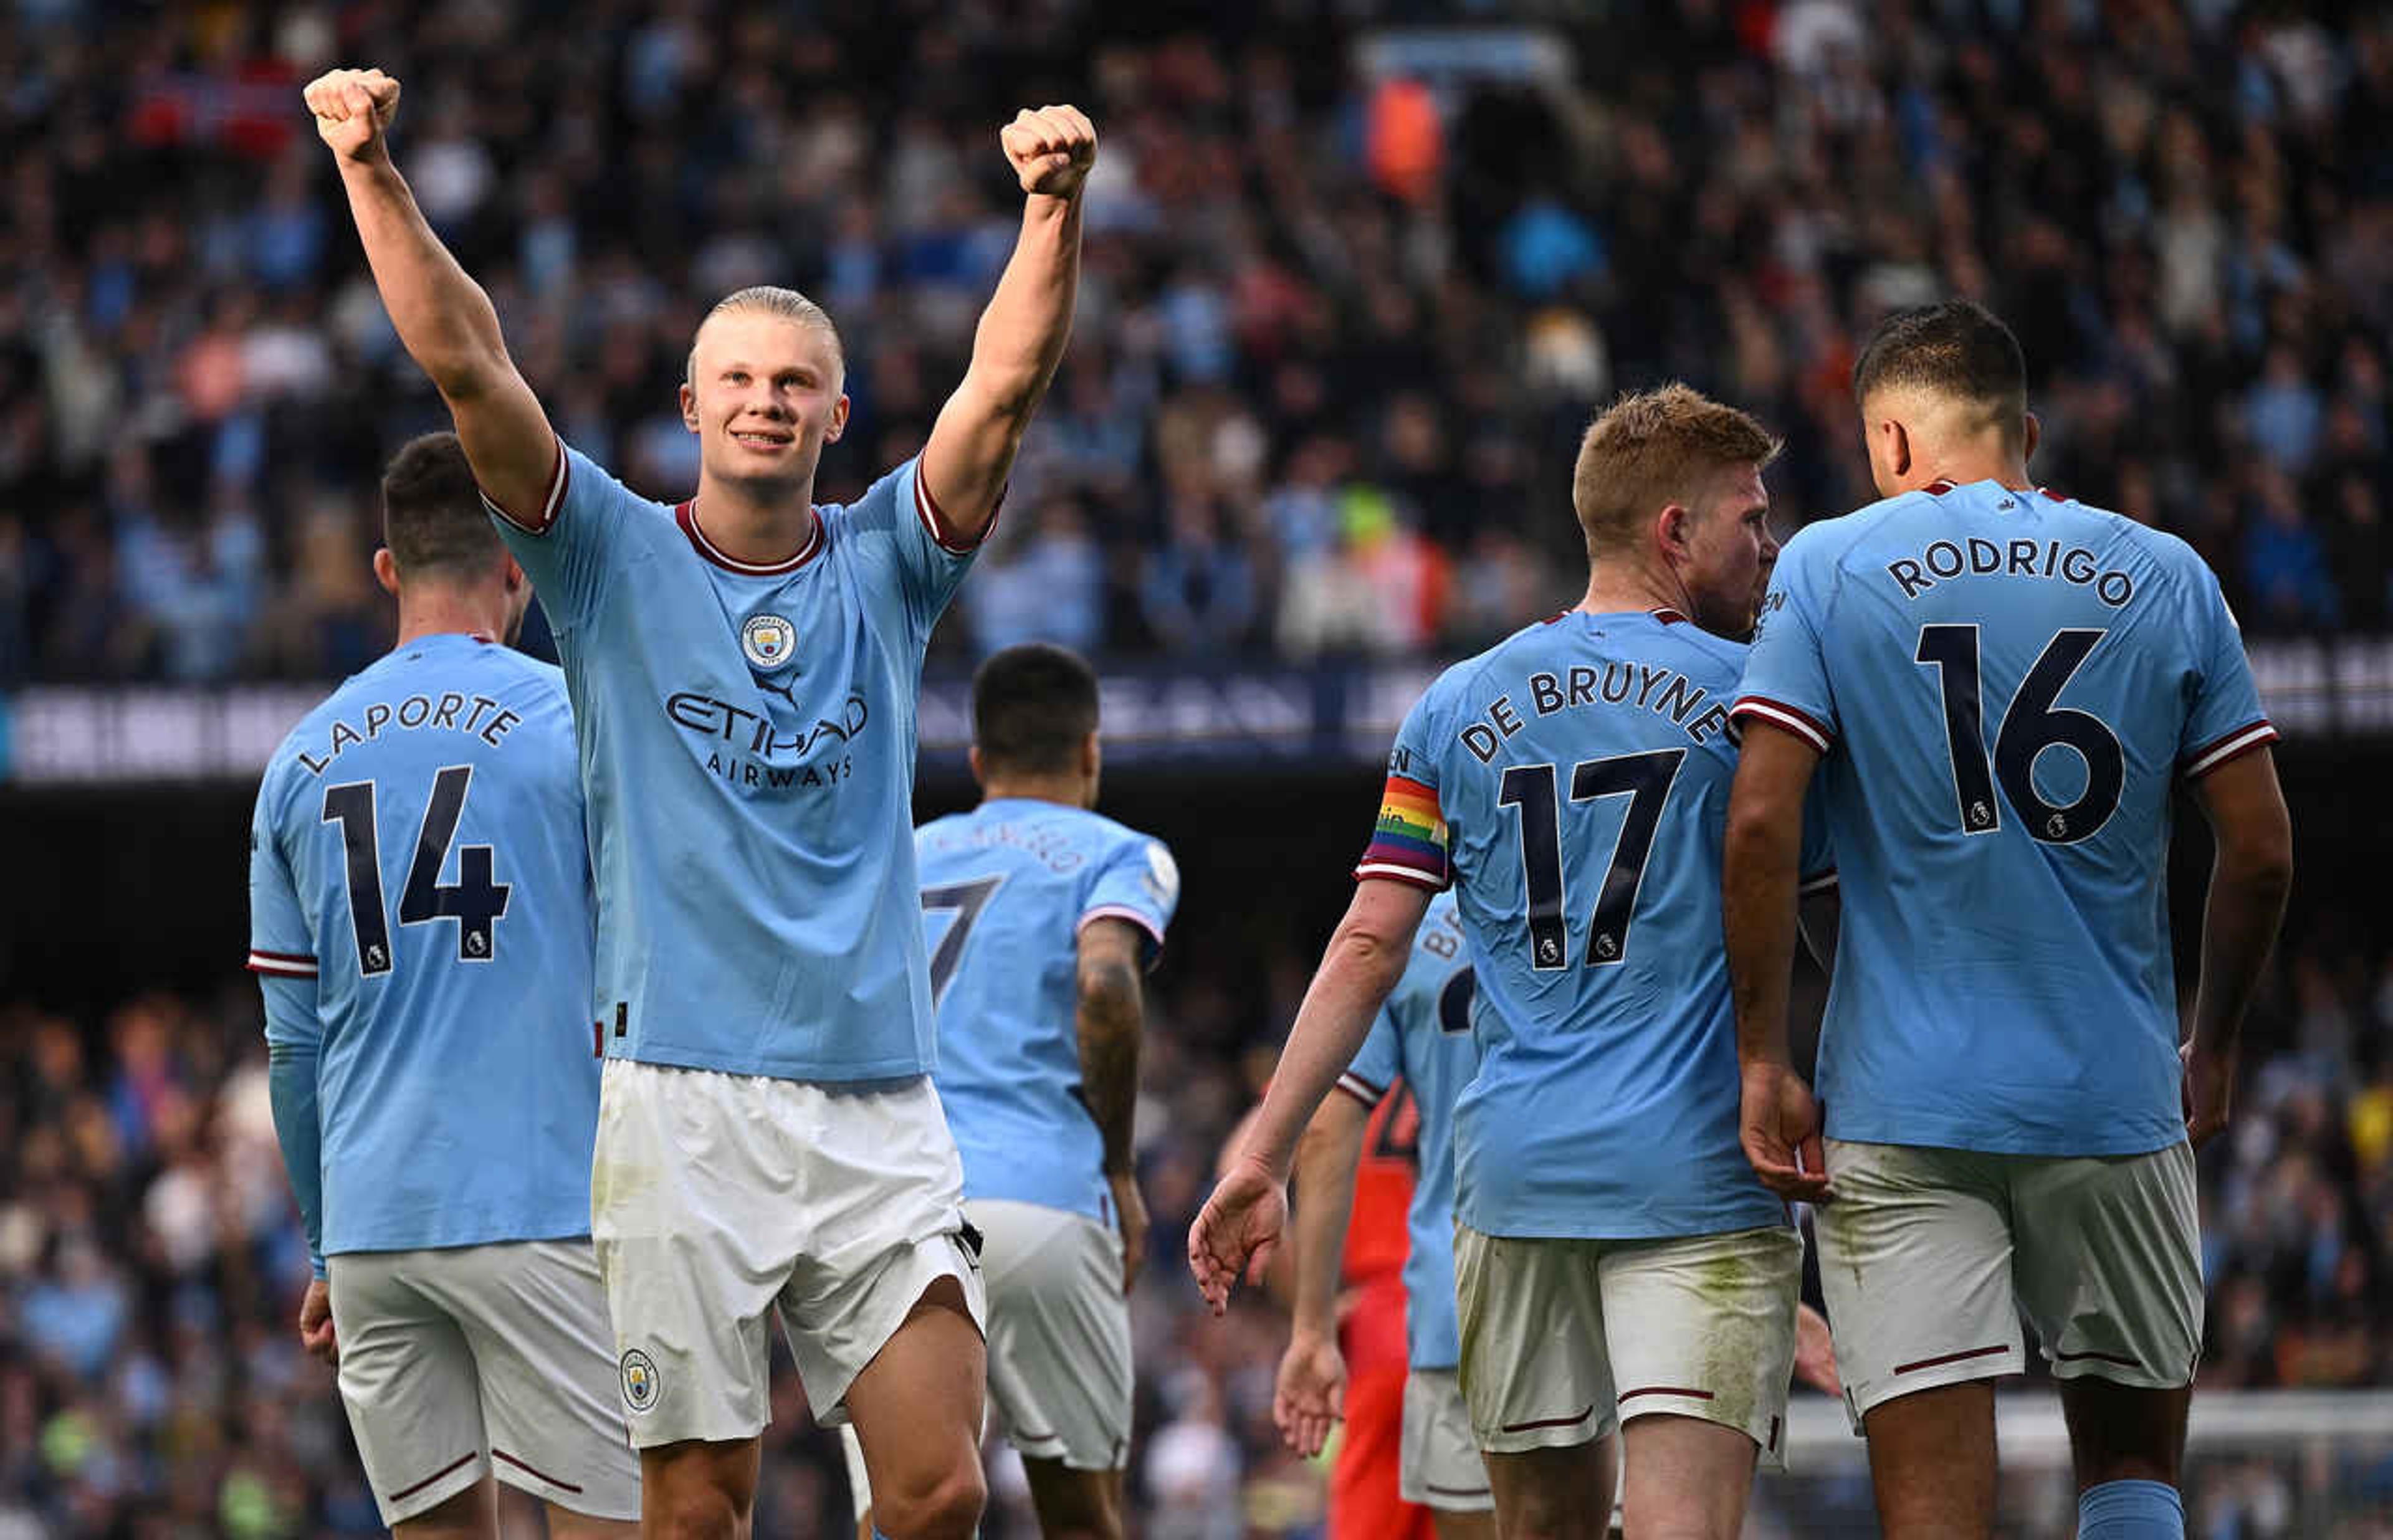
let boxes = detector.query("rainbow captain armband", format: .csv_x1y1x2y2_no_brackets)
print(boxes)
1353,774,1451,889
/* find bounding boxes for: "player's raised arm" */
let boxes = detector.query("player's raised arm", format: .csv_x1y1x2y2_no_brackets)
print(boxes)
1274,1090,1369,1457
1188,878,1431,1314
1722,720,1832,1203
918,106,1096,543
2182,746,2294,1148
1077,916,1150,1293
303,68,557,525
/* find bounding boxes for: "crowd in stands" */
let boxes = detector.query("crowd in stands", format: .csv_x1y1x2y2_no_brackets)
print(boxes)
3,1,2392,688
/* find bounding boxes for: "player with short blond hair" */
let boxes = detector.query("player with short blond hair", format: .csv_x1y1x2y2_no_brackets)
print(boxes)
305,64,1097,1540
1195,385,1833,1540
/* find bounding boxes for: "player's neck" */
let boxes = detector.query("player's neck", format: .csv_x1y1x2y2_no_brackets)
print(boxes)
1577,562,1688,620
692,470,822,566
978,775,1089,809
394,590,509,647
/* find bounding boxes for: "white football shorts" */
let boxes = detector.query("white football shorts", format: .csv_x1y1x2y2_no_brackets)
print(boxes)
1455,1224,1802,1465
1400,1367,1494,1511
590,1059,988,1448
1813,1138,2201,1428
328,1239,640,1524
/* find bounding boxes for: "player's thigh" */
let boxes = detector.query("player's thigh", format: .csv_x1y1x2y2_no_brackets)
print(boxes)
1596,1224,1802,1470
2010,1143,2203,1397
1455,1228,1614,1475
780,1077,986,1520
1813,1139,2025,1428
968,1197,1134,1473
1400,1368,1494,1514
328,1252,490,1527
1020,1455,1127,1540
590,1059,798,1450
434,1240,642,1523
1480,1440,1613,1540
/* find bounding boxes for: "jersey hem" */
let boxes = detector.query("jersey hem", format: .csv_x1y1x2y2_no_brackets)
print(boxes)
1077,905,1167,958
1729,696,1834,754
1820,1118,2186,1158
1354,862,1449,890
246,949,318,977
1452,1206,1794,1242
321,1220,597,1257
2182,720,2278,778
479,438,569,534
609,1044,935,1083
915,462,1000,555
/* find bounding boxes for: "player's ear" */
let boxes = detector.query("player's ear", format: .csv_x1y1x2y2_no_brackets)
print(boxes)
825,392,851,445
1881,416,1911,480
502,556,525,594
680,381,700,433
372,548,401,597
967,744,987,789
2022,409,2042,465
1656,502,1693,561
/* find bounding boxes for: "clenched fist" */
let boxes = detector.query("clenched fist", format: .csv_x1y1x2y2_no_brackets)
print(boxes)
1000,105,1097,200
303,67,401,164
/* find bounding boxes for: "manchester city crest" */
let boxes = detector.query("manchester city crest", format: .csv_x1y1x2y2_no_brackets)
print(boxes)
741,612,795,669
619,1349,660,1413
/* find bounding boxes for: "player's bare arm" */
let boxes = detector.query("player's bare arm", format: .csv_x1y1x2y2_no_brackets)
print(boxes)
1187,877,1431,1314
1275,1090,1368,1457
303,67,557,523
1077,915,1149,1292
2182,746,2294,1148
919,106,1096,539
1722,721,1832,1203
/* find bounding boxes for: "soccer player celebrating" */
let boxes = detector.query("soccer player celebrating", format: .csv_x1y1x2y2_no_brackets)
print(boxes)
1193,387,1835,1540
846,642,1177,1540
249,434,639,1536
1724,300,2294,1540
304,66,1096,1540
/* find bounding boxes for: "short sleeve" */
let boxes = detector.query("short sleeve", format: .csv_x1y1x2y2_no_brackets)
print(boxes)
841,457,991,644
1337,1009,1402,1109
1354,692,1451,890
1081,834,1180,964
2177,563,2279,777
246,777,322,1014
1733,533,1840,754
485,440,649,632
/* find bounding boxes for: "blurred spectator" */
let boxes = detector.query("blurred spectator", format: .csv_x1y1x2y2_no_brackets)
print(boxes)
2,2,2388,689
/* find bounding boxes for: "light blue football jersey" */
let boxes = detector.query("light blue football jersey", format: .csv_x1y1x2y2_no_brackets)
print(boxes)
916,798,1180,1222
489,442,981,1080
247,633,598,1258
1734,479,2276,1157
1357,611,1830,1240
1336,891,1478,1370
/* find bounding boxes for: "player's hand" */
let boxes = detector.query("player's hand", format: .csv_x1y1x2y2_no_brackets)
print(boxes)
1187,1154,1286,1317
303,67,400,165
1741,1060,1832,1203
1108,1169,1150,1295
1000,105,1097,200
1274,1328,1347,1457
2182,1039,2234,1150
298,1276,338,1366
1794,1302,1840,1396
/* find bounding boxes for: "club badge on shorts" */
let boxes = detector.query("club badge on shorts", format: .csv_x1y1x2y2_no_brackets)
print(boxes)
619,1349,661,1414
741,612,795,670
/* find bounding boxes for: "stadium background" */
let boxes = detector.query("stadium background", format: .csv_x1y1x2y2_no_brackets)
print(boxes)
2,1,2391,1534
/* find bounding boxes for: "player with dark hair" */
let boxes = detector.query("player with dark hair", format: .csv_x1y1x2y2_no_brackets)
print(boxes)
1194,385,1835,1540
847,642,1176,1540
306,62,1096,1540
249,432,638,1536
1726,298,2295,1540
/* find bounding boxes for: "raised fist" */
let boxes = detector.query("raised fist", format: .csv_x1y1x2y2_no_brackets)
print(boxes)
303,67,401,164
1000,105,1097,200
